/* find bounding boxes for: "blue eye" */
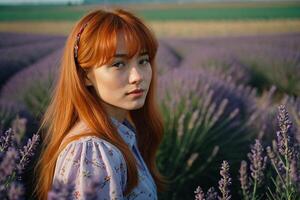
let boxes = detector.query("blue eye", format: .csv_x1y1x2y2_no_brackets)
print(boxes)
139,58,150,65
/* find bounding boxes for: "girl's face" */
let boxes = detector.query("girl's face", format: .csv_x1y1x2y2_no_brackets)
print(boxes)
85,33,152,119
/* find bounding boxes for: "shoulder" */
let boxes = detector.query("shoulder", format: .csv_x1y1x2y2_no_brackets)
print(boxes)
53,136,128,199
54,136,127,186
57,136,125,166
58,120,125,165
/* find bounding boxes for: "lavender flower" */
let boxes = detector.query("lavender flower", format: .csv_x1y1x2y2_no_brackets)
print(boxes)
18,134,39,173
277,105,295,160
0,147,19,183
0,128,13,152
194,186,218,200
194,186,206,200
206,187,218,200
247,139,267,185
8,181,25,200
239,160,249,197
48,179,75,200
218,160,231,200
281,96,300,143
0,125,40,199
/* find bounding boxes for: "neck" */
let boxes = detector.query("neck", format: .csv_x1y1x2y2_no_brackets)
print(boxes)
100,101,128,122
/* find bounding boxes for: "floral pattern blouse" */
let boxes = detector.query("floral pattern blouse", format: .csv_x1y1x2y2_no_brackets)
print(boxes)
52,117,157,200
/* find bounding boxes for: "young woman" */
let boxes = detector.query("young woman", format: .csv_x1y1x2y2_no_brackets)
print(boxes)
34,8,167,199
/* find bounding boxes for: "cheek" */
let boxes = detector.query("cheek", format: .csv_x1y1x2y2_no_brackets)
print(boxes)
95,72,125,89
145,67,152,84
92,71,126,99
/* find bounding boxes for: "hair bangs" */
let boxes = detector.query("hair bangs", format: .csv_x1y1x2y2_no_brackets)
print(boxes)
119,18,157,61
85,13,157,69
90,14,119,68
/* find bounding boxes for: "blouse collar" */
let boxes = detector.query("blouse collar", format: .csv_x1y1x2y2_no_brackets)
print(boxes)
110,116,136,148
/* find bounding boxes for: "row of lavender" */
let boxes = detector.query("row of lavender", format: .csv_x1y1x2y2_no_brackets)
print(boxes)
1,103,298,199
194,105,300,200
3,104,295,199
157,33,300,199
0,33,66,90
0,32,299,199
164,33,300,96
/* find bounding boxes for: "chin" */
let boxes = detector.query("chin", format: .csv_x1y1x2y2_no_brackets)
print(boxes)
127,101,145,110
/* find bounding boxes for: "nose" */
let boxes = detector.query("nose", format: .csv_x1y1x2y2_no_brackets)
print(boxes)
129,66,143,84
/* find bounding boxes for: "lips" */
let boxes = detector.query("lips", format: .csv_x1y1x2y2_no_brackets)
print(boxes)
127,89,144,95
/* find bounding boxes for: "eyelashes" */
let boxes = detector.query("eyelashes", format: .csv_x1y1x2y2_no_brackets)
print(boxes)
140,58,150,65
112,58,150,69
112,61,125,68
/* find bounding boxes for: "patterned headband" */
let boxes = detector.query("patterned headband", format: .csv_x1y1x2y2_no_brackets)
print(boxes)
74,22,89,63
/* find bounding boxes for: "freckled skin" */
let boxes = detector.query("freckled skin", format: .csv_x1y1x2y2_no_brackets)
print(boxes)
85,33,152,121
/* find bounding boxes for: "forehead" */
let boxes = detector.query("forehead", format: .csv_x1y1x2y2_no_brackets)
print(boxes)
115,32,147,56
115,33,127,53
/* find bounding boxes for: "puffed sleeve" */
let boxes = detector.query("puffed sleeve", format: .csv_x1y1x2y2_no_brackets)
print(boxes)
52,136,127,200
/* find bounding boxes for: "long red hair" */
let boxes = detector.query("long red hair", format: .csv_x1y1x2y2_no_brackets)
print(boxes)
34,8,168,200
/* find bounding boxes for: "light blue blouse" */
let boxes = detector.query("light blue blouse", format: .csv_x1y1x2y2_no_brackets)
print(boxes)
52,117,157,200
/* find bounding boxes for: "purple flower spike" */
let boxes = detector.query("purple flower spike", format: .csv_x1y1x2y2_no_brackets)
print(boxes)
0,128,13,152
218,160,232,200
0,147,19,183
8,181,25,200
206,187,218,200
277,105,295,160
247,139,267,185
18,134,40,173
194,186,206,200
239,160,249,196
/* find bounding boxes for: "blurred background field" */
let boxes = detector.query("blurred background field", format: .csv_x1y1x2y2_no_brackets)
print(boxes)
0,0,300,199
1,1,300,37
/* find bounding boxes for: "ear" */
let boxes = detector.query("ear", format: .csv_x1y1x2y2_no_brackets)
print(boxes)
84,76,93,86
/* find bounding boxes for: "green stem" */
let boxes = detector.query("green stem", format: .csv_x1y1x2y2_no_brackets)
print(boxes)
270,157,288,191
284,137,291,199
242,189,249,200
251,179,257,200
5,171,16,189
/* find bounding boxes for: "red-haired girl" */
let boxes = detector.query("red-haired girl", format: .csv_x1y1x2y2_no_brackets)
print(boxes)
34,8,167,200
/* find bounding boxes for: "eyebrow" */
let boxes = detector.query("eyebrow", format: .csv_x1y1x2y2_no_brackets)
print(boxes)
114,52,149,58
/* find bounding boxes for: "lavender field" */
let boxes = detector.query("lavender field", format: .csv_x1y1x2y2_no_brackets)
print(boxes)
0,31,299,199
